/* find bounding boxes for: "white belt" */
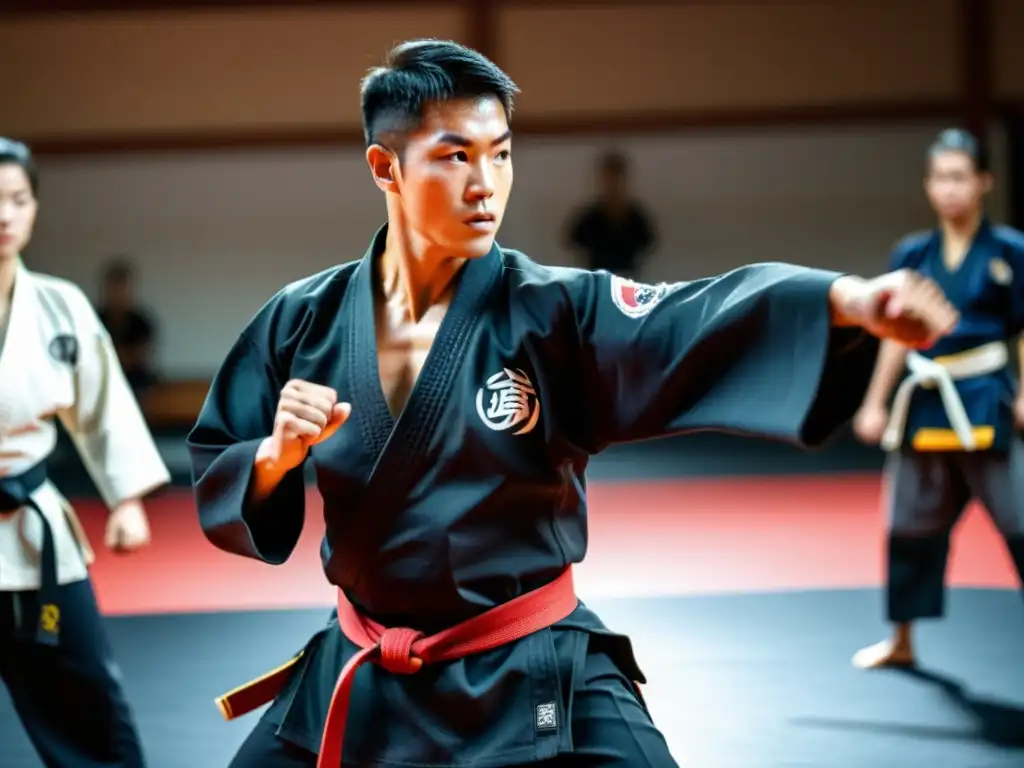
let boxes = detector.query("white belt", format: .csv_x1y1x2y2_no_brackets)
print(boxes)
881,341,1009,452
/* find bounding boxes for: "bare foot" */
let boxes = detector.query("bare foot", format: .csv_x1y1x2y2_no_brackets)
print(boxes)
852,638,915,669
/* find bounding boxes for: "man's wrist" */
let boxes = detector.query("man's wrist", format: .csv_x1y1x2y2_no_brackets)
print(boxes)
828,276,868,328
251,438,291,503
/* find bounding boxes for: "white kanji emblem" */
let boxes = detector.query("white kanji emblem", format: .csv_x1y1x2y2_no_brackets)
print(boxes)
475,367,541,435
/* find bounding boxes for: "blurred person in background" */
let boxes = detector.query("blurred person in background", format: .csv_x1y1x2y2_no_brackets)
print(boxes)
0,137,169,767
565,150,656,279
96,258,159,396
852,128,1024,670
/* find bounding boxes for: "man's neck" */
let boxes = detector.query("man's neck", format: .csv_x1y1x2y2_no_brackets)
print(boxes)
379,224,465,322
941,210,983,243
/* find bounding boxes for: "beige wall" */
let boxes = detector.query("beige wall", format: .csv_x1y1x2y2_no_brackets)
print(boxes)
28,119,1006,376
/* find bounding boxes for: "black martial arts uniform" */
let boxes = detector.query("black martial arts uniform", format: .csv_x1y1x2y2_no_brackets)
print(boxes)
882,221,1024,623
0,578,145,767
188,224,879,767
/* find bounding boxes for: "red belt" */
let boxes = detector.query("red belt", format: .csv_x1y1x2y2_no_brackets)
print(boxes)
215,568,579,767
318,567,578,767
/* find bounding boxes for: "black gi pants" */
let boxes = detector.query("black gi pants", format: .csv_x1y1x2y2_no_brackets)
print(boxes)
886,442,1024,623
0,578,146,767
228,646,678,767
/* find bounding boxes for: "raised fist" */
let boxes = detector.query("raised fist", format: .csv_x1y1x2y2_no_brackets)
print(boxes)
264,379,351,471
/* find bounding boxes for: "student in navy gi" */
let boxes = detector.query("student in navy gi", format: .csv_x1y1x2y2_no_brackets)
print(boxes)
853,129,1024,670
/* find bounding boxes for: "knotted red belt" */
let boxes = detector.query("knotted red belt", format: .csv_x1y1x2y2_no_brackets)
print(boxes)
215,568,579,768
317,567,578,767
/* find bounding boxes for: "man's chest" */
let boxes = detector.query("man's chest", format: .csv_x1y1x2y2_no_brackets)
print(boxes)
375,299,449,419
297,300,554,484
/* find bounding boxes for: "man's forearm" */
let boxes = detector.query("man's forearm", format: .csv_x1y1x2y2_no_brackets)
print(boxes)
828,275,869,328
828,275,909,406
250,437,289,504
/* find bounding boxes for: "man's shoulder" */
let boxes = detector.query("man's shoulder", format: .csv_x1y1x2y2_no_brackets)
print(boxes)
276,261,360,304
500,247,592,289
242,260,360,340
502,247,670,312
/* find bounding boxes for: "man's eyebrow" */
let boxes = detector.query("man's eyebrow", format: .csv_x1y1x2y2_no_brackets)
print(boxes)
434,129,513,147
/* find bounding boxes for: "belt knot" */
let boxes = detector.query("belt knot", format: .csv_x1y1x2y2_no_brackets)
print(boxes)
377,627,424,674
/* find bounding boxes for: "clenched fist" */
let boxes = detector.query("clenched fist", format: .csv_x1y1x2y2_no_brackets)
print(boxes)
259,380,351,472
831,269,959,348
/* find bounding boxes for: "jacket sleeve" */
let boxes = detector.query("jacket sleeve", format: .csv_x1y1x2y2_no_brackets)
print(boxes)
563,264,879,453
186,297,308,565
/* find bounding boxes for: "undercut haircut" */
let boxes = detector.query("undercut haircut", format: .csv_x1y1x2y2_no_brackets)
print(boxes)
360,39,519,149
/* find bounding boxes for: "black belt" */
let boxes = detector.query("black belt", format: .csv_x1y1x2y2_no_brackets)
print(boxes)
0,460,61,646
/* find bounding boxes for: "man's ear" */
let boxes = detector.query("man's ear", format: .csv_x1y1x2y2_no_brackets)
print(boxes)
367,144,398,193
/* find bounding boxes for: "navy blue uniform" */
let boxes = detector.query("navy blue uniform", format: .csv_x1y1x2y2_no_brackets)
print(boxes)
884,220,1024,623
188,224,878,766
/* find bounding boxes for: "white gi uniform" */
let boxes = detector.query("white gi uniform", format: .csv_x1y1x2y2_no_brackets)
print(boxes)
0,256,169,768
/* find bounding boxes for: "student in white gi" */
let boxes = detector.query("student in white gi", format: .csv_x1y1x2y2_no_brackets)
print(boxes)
0,137,170,767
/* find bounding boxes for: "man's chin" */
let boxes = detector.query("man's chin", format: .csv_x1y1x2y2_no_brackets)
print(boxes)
454,233,497,259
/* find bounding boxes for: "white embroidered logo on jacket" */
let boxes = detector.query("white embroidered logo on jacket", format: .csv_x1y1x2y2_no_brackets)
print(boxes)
476,368,541,435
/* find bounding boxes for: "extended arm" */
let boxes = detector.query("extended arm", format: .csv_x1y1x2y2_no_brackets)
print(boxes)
565,264,952,453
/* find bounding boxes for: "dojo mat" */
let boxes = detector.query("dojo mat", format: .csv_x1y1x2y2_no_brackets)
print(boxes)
1,470,1022,767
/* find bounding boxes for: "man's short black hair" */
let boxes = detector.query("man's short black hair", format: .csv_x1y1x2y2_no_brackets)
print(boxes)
927,127,989,173
0,137,38,196
360,39,519,148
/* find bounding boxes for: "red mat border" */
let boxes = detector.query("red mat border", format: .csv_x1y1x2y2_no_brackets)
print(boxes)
72,474,1019,617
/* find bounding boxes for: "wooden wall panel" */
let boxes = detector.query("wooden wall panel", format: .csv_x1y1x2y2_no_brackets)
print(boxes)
992,0,1024,99
499,1,960,117
0,6,466,138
